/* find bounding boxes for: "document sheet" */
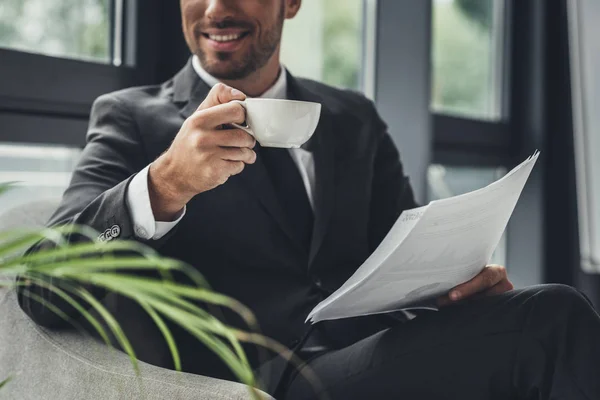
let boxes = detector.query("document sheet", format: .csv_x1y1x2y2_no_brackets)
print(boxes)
307,152,540,323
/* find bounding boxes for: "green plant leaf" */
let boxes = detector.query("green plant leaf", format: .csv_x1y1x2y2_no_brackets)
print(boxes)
15,259,258,390
0,224,126,263
0,224,87,260
0,181,17,196
143,292,250,370
68,272,251,374
0,232,63,261
23,263,257,382
24,274,113,346
31,256,199,282
2,220,266,395
71,285,139,374
78,273,256,330
11,239,158,266
15,248,206,289
19,271,261,393
0,376,11,389
137,300,181,371
19,288,83,331
151,300,254,384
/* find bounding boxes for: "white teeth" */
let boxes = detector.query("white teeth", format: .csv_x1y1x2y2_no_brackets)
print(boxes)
208,34,241,42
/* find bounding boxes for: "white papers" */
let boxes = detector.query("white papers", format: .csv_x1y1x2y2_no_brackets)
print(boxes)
307,152,540,323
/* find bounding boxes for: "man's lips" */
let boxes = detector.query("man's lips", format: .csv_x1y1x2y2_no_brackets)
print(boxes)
200,30,251,52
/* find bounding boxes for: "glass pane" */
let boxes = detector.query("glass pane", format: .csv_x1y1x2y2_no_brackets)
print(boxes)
427,165,508,265
431,0,504,120
281,0,363,90
0,143,81,212
0,0,111,63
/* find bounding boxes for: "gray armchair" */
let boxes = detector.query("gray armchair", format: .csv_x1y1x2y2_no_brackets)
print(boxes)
0,199,273,400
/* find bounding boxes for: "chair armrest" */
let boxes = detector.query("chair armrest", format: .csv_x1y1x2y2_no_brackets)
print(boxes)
0,288,273,400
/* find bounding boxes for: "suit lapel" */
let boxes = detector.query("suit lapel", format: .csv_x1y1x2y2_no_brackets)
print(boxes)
173,60,211,119
287,74,336,267
172,60,307,253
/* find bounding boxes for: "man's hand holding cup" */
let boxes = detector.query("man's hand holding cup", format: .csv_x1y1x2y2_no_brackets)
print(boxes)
148,83,254,221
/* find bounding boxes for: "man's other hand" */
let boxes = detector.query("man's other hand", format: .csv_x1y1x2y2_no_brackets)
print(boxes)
148,83,255,221
437,265,514,307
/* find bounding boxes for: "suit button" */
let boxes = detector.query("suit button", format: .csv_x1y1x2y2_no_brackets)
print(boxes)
110,224,121,238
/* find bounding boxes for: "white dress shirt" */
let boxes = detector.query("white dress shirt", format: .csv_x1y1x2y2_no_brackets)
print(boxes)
126,56,316,240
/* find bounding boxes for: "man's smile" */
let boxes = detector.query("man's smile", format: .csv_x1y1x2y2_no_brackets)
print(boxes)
200,29,251,52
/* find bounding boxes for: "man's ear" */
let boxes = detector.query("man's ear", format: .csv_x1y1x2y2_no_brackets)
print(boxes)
284,0,302,19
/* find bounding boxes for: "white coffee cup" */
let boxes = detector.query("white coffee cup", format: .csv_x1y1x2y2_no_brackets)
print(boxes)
231,99,322,148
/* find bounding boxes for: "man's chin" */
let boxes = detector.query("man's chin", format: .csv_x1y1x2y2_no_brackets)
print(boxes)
200,59,254,81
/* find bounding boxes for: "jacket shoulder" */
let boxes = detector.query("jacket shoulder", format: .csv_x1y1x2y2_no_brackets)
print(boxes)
91,79,175,112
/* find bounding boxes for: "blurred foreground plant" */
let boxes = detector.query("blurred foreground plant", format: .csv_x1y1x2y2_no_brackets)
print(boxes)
0,183,325,399
1,225,265,395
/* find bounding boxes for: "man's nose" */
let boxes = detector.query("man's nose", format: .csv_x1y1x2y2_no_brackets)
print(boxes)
205,0,236,21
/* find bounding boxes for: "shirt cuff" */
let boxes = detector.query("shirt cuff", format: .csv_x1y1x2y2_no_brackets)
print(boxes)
126,165,186,240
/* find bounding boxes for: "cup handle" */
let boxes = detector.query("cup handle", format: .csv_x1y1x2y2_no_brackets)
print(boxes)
230,100,254,137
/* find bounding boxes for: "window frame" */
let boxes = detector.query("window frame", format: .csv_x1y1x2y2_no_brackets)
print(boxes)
431,0,514,166
0,0,158,147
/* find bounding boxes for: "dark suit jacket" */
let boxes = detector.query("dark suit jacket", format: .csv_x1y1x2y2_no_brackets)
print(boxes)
18,59,418,381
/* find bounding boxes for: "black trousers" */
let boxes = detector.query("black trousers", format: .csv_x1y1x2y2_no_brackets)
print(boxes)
273,284,600,400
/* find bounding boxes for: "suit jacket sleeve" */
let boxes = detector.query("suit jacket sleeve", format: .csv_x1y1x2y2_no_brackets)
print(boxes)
17,93,178,329
368,104,419,252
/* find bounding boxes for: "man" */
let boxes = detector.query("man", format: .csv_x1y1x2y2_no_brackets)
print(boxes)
18,0,600,399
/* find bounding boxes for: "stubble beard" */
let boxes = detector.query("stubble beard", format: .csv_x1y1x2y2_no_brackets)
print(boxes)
196,8,284,80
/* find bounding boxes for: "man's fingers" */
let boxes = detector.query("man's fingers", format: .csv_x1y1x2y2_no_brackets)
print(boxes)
437,265,511,307
437,276,513,307
449,265,506,301
219,147,257,164
191,102,247,129
198,83,246,111
222,160,246,178
209,160,246,186
484,279,514,297
211,129,256,149
192,128,255,151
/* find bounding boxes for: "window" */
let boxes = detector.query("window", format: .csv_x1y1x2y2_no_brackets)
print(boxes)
429,0,512,267
568,0,600,273
280,0,364,91
427,165,507,265
0,0,143,151
0,144,81,211
431,0,506,120
0,0,112,63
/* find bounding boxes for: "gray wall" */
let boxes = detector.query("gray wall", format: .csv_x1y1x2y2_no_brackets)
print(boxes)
569,0,600,273
374,0,432,203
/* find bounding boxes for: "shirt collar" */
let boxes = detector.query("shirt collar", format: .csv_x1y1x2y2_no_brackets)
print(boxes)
192,55,287,100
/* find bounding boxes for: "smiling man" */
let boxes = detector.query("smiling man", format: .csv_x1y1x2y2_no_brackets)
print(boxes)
18,0,600,399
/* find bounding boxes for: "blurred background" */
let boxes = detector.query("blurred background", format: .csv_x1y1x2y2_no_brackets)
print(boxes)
0,0,599,304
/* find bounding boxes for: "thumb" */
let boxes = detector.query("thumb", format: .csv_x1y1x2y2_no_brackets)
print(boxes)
197,83,246,111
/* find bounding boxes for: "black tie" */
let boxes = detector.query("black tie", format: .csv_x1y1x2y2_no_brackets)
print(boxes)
259,146,314,251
